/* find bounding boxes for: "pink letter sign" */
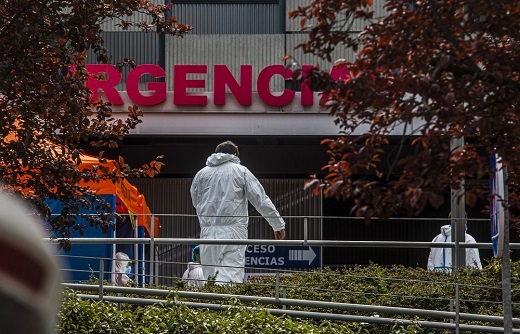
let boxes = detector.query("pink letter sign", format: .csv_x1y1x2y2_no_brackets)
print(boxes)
173,65,207,105
257,65,295,106
85,64,124,105
214,65,253,105
126,65,166,106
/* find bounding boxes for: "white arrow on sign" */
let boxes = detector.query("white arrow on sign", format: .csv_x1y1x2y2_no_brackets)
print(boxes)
288,247,317,265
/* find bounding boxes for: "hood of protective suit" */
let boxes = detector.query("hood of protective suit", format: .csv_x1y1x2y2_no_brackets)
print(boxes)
206,152,240,167
115,252,131,274
187,262,202,271
440,223,468,238
182,262,205,288
440,225,451,238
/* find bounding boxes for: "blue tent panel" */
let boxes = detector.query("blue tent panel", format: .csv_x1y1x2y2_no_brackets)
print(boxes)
49,195,116,283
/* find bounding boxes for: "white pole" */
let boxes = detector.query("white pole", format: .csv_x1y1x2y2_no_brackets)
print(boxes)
150,214,155,285
502,167,512,333
134,217,139,285
450,137,466,270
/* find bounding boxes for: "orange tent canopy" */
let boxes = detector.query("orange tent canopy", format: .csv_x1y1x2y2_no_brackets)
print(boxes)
77,153,159,238
3,128,157,236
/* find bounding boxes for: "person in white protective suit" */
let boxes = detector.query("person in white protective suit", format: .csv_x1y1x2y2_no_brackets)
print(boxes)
181,245,205,288
427,223,482,271
113,252,132,285
190,140,286,284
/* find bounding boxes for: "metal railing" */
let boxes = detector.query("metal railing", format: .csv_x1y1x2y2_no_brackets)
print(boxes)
62,282,520,333
49,214,520,332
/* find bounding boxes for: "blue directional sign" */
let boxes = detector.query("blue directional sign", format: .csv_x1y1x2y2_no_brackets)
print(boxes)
245,245,321,269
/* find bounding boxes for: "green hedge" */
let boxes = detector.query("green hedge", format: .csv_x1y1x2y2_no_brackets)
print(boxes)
204,259,517,318
57,259,518,333
59,293,419,333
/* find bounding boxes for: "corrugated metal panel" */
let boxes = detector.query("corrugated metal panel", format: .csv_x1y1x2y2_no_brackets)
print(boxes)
285,1,360,67
172,3,281,34
321,216,494,269
286,0,390,33
97,1,281,34
286,33,357,67
285,0,316,33
248,179,321,242
130,178,199,286
86,32,161,91
324,217,406,268
129,177,322,284
166,34,286,92
374,0,391,18
350,0,390,32
100,0,164,32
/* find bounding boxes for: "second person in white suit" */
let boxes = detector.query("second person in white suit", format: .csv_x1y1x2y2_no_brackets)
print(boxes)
427,224,482,271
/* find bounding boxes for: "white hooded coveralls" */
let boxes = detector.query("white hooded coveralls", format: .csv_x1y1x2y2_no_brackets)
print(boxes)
190,153,285,284
181,262,205,289
427,224,482,271
113,252,132,285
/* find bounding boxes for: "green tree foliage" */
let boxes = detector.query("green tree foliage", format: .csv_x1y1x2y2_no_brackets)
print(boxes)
0,1,189,247
289,0,520,220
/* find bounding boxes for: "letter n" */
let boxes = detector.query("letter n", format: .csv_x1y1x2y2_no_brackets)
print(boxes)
214,65,252,105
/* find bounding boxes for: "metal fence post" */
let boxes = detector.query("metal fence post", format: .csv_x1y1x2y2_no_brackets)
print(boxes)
150,214,155,285
304,217,308,245
455,283,460,334
275,272,280,303
282,286,287,310
450,298,454,334
450,136,466,270
502,168,513,334
98,258,104,301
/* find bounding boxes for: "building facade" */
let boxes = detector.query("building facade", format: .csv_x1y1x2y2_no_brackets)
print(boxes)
84,0,500,282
